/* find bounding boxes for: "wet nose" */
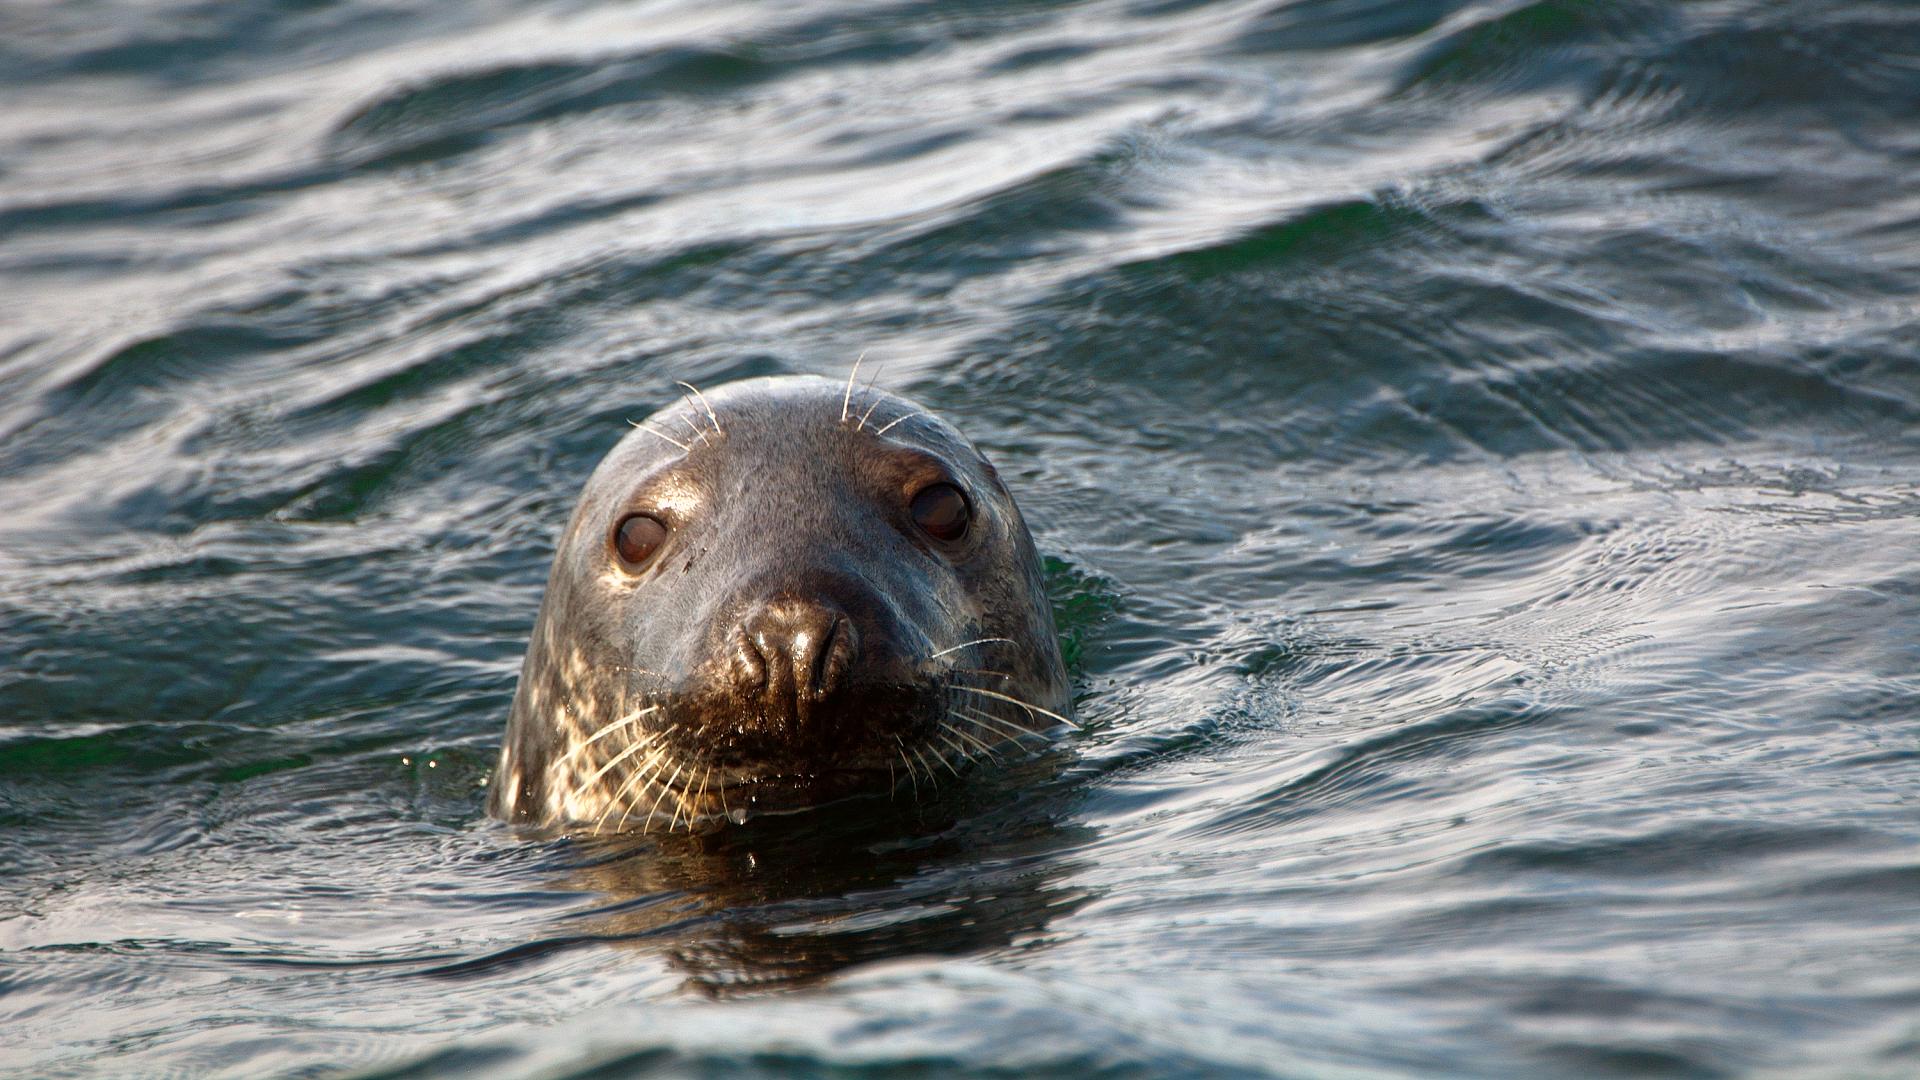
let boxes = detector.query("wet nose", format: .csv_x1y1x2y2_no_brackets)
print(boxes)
731,595,859,714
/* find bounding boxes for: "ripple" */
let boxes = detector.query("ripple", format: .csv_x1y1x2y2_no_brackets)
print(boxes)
1230,0,1461,54
7,0,1920,1075
1459,821,1884,880
1391,0,1671,98
328,47,775,172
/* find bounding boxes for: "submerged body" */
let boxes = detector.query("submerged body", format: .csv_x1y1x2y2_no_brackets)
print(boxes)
491,375,1070,832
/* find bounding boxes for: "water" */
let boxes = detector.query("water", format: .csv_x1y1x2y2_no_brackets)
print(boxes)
3,0,1918,1075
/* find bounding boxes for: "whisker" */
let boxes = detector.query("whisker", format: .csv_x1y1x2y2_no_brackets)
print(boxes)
893,736,921,799
854,364,885,431
627,758,671,833
693,763,712,828
676,380,723,436
639,759,687,834
628,421,690,452
582,730,662,787
602,756,657,834
554,705,660,772
872,411,919,437
948,667,1015,681
595,748,662,834
668,763,695,831
840,352,867,423
929,637,1016,659
675,412,711,446
909,744,941,788
956,703,1040,742
944,714,1003,762
932,731,970,775
951,686,1077,729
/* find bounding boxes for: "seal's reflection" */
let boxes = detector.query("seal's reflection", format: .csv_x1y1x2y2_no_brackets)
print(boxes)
547,763,1093,996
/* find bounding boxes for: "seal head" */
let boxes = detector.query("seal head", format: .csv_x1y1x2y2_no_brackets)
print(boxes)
491,375,1069,831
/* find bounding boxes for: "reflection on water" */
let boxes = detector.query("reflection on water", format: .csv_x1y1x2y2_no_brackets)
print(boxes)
541,772,1092,996
3,0,1919,1076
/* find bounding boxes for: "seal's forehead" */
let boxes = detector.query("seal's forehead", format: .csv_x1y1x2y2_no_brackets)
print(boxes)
709,375,961,438
617,374,983,473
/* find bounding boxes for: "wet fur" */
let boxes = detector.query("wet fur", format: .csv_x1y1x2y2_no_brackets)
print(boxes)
492,375,1069,832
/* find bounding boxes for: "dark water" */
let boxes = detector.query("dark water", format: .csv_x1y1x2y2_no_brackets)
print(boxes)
4,0,1919,1075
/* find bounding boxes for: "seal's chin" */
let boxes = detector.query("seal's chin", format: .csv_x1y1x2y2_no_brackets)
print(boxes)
713,767,904,816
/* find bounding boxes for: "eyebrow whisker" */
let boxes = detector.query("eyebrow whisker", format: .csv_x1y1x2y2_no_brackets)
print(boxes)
628,420,690,451
872,412,919,437
676,380,723,436
854,364,886,431
841,352,867,423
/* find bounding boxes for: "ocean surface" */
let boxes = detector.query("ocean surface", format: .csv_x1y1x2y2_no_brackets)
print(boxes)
3,0,1918,1076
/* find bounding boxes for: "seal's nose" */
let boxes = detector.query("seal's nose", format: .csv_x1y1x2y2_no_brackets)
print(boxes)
731,595,858,720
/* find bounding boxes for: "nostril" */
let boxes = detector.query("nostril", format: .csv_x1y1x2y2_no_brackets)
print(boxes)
802,617,836,701
731,624,768,692
805,614,857,701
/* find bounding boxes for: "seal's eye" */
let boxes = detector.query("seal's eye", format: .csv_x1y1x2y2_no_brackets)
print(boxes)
613,514,668,567
910,483,970,543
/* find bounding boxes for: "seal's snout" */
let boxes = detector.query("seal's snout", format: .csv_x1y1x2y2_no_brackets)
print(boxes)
732,595,859,716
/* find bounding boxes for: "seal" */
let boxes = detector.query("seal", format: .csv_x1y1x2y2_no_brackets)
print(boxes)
490,373,1070,832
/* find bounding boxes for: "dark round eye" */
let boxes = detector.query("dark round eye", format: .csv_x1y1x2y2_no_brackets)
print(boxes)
613,514,668,567
910,483,970,543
